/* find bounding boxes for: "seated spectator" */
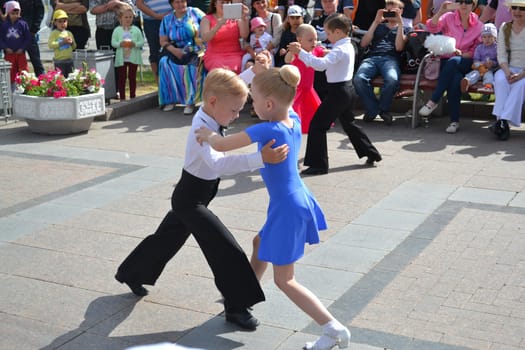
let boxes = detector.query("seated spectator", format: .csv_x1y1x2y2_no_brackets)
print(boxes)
353,0,408,125
489,1,525,141
158,0,205,113
242,16,273,71
278,0,310,23
200,0,250,74
418,0,483,134
352,0,385,30
251,0,281,53
461,23,498,93
313,0,354,19
274,5,304,67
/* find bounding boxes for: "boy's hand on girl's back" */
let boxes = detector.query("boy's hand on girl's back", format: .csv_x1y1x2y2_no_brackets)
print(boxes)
261,139,289,164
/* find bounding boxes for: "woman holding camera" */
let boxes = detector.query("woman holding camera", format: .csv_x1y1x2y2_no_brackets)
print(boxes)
200,0,250,74
418,0,483,134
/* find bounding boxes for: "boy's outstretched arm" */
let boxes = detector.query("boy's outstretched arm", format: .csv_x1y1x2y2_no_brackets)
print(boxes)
196,127,289,164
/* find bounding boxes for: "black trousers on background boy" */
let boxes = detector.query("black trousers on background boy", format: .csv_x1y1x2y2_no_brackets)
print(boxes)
303,81,382,174
116,170,265,328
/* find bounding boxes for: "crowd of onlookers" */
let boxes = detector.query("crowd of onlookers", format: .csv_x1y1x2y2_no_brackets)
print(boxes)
1,0,524,139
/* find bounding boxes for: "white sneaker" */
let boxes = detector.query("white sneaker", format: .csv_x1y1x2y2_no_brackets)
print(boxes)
446,122,460,133
183,105,194,115
419,101,438,117
162,104,175,112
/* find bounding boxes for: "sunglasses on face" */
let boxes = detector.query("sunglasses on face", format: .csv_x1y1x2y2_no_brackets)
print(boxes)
511,5,525,10
456,0,474,4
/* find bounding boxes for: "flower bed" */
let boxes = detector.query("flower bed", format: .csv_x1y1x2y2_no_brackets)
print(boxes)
12,66,105,134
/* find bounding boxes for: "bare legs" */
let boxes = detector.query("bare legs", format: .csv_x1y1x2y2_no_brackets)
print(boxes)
250,235,350,349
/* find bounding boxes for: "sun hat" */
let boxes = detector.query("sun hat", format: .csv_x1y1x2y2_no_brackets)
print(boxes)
250,16,266,31
506,0,525,7
287,4,303,16
53,9,69,21
481,23,497,38
4,1,21,14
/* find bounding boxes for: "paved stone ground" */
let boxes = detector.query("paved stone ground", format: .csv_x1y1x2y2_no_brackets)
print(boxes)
1,96,525,350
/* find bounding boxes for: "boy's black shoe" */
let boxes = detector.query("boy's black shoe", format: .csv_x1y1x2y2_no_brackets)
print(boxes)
115,272,148,297
366,154,382,165
301,167,328,176
225,308,260,330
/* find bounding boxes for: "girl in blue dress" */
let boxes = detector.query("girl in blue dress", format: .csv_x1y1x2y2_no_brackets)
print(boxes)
195,65,351,350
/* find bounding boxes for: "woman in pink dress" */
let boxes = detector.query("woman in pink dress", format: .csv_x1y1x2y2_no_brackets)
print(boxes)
286,24,324,134
200,0,250,74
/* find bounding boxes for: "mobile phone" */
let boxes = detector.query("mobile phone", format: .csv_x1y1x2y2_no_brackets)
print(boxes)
383,11,396,18
447,3,460,10
223,3,243,19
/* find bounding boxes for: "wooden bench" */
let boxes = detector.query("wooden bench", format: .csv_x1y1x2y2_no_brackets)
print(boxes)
370,53,494,128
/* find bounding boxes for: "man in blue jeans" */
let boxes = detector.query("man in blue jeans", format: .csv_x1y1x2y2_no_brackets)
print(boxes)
353,0,408,125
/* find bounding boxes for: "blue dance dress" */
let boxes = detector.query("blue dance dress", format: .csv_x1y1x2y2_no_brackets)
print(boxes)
245,113,327,265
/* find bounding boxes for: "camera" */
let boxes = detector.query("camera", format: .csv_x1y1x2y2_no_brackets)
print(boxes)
383,11,396,18
223,3,243,19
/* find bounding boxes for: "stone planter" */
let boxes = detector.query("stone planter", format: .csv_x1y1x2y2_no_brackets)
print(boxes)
13,88,105,135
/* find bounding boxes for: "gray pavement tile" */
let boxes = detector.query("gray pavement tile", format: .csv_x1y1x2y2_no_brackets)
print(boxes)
52,187,130,210
352,207,428,231
0,313,83,350
331,224,411,252
45,331,136,350
390,181,457,200
14,225,143,261
88,300,211,344
146,273,224,315
0,216,47,243
60,209,160,237
374,191,445,214
176,317,292,350
509,192,525,208
0,274,136,329
291,264,363,301
449,187,517,206
13,202,89,224
300,243,387,274
252,288,327,331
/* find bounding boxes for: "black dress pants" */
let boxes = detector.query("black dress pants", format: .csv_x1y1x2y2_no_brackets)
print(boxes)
116,170,265,310
303,81,381,170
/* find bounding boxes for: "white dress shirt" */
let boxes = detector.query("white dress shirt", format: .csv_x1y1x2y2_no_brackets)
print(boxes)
298,37,355,83
184,107,264,180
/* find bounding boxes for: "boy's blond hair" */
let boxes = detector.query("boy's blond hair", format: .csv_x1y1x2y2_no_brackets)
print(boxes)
252,65,300,105
202,68,249,101
296,24,316,38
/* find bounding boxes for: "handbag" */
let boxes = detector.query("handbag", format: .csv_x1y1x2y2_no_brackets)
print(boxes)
160,44,199,66
401,30,430,74
423,56,440,80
